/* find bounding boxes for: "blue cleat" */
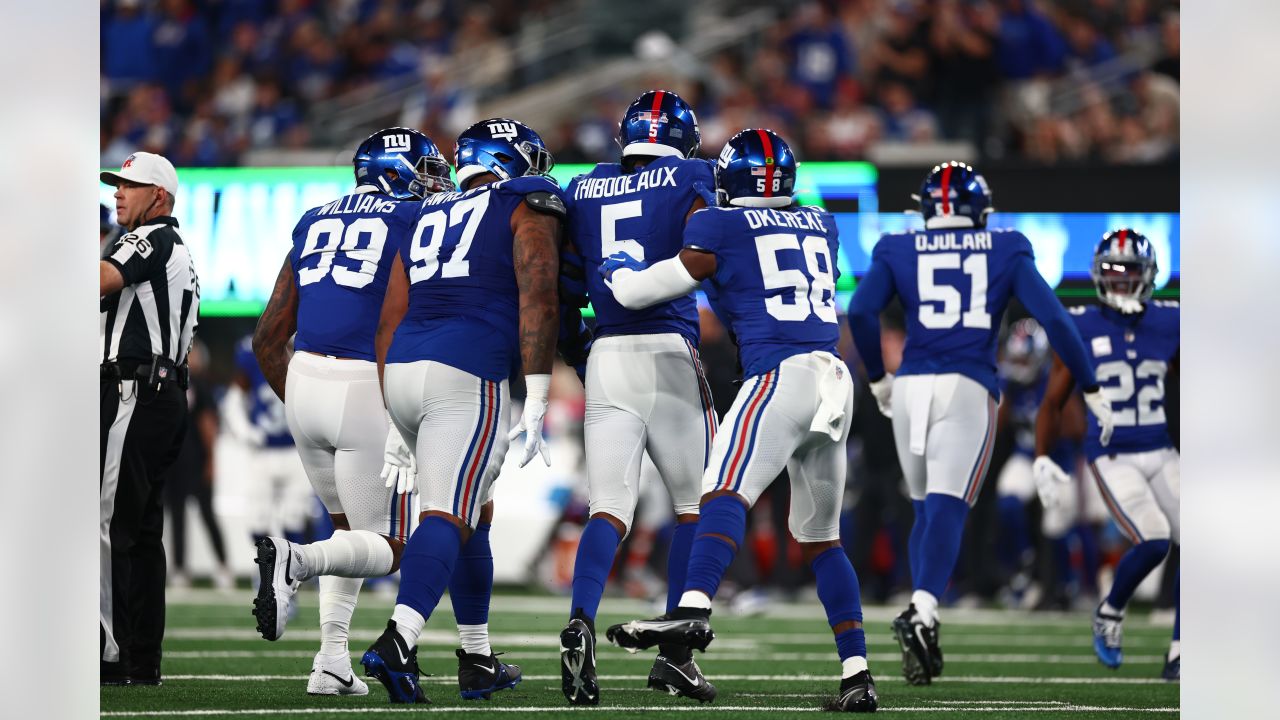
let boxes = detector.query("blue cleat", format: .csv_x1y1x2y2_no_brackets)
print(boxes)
456,648,522,700
361,621,429,704
1092,604,1125,669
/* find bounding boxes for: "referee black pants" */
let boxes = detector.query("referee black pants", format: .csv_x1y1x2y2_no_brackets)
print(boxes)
101,377,186,681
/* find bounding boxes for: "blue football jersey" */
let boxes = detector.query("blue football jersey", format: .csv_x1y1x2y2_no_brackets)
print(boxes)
291,189,420,361
870,228,1040,397
234,336,293,447
1068,301,1179,461
387,175,567,381
568,156,715,343
683,205,841,377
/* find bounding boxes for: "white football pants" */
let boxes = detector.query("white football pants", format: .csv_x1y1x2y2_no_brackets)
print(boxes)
1087,447,1180,544
702,351,854,543
891,373,997,505
285,352,416,540
384,360,509,530
584,333,716,533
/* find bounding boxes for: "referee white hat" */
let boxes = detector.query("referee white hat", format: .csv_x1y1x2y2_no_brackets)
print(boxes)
101,152,179,197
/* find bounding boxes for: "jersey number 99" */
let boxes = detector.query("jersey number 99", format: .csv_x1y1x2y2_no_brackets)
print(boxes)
297,217,388,288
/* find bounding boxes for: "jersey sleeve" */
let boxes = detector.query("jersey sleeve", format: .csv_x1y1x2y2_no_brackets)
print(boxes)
688,159,717,209
846,239,896,380
682,208,723,254
1011,254,1098,388
105,229,174,287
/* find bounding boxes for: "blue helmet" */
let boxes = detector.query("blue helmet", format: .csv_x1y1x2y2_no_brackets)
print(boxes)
353,127,453,200
916,161,992,229
999,318,1049,385
1091,228,1158,312
617,89,701,161
454,118,554,189
713,129,798,209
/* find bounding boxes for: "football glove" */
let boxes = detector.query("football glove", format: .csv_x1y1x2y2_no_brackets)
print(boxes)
869,373,894,418
380,419,416,495
1082,388,1115,446
599,252,645,284
1032,455,1071,509
509,373,552,467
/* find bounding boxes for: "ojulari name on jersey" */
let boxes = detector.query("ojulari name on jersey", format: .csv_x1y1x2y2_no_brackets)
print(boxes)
914,231,993,252
316,193,401,216
573,165,679,200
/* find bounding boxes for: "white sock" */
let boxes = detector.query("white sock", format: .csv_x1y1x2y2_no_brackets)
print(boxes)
841,655,868,678
1100,600,1124,617
679,591,712,610
1168,640,1180,660
318,575,363,657
458,623,492,656
296,530,395,580
392,604,425,648
911,590,939,627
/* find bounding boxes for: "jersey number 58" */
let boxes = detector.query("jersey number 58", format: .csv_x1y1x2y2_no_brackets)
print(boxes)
755,233,837,323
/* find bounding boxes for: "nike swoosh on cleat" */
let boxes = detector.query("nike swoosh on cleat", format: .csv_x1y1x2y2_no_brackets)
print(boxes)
321,670,355,688
394,643,410,666
668,663,702,687
473,664,496,676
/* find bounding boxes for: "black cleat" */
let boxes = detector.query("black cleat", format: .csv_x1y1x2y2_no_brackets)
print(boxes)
456,648,521,700
361,621,429,704
1161,652,1180,681
129,667,163,686
891,605,933,686
648,654,717,703
560,617,599,705
922,620,943,677
824,670,878,712
606,608,714,653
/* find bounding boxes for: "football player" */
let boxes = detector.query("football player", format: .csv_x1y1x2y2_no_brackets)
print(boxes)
601,129,878,713
361,118,564,704
1034,229,1180,680
846,162,1115,686
249,128,449,695
558,90,719,706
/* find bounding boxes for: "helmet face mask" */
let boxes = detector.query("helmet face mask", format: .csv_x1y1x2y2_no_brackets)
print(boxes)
454,118,554,188
1091,229,1158,313
353,127,452,200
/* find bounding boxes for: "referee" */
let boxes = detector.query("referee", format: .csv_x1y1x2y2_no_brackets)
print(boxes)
99,152,201,686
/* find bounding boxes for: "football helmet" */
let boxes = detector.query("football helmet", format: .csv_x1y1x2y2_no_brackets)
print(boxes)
617,90,701,160
454,118,554,188
353,127,453,200
999,318,1050,385
714,128,798,209
1091,228,1157,314
915,161,992,229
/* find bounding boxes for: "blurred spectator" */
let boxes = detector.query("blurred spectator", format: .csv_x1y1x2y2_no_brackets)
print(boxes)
996,0,1067,80
1151,11,1179,82
786,3,855,110
930,0,1001,147
877,81,938,142
103,0,158,90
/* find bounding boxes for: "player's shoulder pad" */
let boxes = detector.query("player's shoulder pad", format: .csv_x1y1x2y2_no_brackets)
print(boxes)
524,189,567,218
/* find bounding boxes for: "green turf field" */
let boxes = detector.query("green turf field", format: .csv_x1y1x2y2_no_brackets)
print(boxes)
101,588,1178,718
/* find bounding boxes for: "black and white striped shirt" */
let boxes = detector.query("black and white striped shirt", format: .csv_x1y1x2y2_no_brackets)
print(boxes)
100,216,201,365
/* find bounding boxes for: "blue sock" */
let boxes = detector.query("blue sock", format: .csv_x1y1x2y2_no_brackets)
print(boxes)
666,521,698,613
908,500,927,589
812,547,866,661
683,496,747,601
396,516,463,619
569,518,621,620
917,494,970,598
996,495,1030,572
1051,536,1076,587
1105,539,1170,610
1172,569,1180,642
449,523,492,626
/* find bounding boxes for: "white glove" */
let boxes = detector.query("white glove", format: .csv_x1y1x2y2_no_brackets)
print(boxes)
508,374,551,467
1032,455,1071,509
1082,388,1115,446
380,419,416,495
869,373,894,418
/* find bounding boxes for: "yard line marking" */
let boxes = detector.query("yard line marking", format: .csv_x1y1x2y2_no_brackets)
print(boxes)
101,704,1179,717
156,674,1175,685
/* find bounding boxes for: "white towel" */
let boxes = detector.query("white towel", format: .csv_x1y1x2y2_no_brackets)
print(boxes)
809,352,853,441
905,375,934,456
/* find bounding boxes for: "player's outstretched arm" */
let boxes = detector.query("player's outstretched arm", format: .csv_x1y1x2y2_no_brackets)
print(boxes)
252,256,298,401
375,253,409,394
605,248,715,310
509,202,562,467
846,256,894,382
1035,353,1075,457
1011,256,1097,388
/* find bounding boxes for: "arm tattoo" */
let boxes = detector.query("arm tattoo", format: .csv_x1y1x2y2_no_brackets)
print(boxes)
253,257,298,401
512,205,560,376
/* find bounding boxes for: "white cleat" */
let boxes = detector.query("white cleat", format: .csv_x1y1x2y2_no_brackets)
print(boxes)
307,653,369,696
252,536,301,641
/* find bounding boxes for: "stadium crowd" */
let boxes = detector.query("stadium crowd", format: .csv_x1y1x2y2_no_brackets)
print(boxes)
101,0,1180,168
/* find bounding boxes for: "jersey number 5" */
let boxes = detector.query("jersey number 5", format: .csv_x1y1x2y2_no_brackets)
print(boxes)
409,192,490,283
755,233,837,323
917,253,992,329
297,217,388,288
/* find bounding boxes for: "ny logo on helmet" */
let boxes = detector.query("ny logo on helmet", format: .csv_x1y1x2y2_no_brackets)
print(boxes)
488,122,519,141
717,144,735,169
382,134,412,153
